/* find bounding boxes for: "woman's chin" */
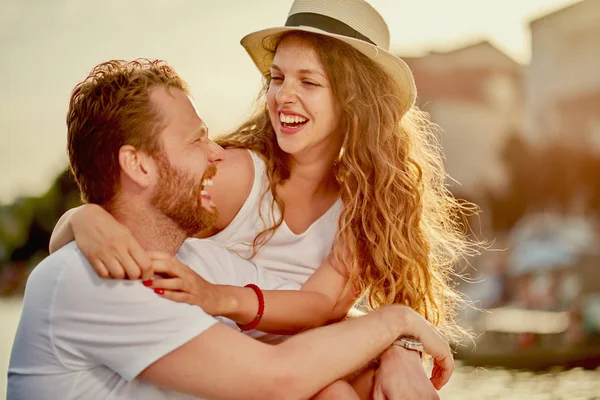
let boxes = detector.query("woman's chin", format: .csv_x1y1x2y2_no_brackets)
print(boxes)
276,136,305,155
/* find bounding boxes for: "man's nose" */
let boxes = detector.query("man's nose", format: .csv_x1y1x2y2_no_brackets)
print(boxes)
208,140,226,164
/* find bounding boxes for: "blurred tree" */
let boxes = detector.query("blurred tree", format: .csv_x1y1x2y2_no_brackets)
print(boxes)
0,169,81,265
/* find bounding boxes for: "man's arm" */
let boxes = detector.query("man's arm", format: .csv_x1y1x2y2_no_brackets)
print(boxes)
140,304,453,399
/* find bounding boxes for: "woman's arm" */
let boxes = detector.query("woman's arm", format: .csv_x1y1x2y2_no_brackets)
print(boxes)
49,206,82,253
221,255,355,334
49,203,153,280
47,147,254,279
150,246,357,335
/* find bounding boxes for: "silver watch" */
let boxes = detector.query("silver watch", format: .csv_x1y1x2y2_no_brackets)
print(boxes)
392,337,424,357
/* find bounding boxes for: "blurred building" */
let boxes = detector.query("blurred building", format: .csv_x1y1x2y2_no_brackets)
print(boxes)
402,41,523,198
525,0,600,148
506,212,600,308
444,1,600,361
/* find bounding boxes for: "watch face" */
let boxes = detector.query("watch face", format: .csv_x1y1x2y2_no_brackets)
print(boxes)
398,338,424,352
411,342,424,351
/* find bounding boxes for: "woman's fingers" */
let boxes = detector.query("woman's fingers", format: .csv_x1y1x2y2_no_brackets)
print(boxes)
115,250,145,280
129,244,153,280
90,258,110,279
151,258,186,279
88,241,142,280
150,278,185,291
148,251,171,261
150,259,172,276
101,255,127,279
172,258,194,274
156,290,192,305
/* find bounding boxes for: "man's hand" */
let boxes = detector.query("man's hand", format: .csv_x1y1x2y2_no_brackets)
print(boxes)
394,306,454,389
373,345,439,400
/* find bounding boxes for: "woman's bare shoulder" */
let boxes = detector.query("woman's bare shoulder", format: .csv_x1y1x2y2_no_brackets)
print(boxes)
220,147,254,174
209,147,255,231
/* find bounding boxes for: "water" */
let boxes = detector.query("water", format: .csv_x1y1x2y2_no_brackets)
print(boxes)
2,299,600,399
439,365,600,399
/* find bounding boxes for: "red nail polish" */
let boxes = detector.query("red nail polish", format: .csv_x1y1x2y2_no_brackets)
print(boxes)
154,288,164,295
143,280,152,287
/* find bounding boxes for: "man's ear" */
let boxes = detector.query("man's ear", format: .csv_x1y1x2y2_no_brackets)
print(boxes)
118,145,157,188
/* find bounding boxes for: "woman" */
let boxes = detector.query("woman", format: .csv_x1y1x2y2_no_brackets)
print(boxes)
51,0,473,396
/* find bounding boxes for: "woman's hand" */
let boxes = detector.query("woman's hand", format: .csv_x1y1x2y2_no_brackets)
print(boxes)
71,204,152,280
147,252,233,316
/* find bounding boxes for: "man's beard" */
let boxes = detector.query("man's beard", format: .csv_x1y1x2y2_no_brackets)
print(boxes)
151,156,219,236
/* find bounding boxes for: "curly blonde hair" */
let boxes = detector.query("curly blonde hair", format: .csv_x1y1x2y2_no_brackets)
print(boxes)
218,32,476,337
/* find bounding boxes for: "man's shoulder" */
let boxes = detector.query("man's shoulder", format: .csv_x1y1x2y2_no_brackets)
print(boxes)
29,242,88,280
26,242,104,306
20,242,92,329
49,241,86,261
179,238,232,266
178,238,247,284
181,237,226,254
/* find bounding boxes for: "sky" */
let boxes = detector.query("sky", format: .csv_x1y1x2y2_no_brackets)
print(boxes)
0,0,583,204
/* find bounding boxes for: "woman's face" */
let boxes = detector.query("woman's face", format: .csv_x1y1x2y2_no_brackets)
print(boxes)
267,35,341,158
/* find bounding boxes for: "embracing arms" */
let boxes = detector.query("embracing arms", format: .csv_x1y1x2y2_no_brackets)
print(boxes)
50,203,354,335
149,249,355,335
140,304,453,399
49,147,353,334
48,146,450,395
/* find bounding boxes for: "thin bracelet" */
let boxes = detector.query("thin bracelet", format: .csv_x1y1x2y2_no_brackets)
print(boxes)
236,284,265,331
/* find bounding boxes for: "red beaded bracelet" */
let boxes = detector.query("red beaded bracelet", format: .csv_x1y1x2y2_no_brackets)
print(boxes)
236,284,265,332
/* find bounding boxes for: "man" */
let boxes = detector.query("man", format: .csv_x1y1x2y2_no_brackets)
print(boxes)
8,59,451,399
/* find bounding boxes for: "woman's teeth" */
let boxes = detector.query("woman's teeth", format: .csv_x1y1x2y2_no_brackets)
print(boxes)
202,178,214,187
280,113,307,125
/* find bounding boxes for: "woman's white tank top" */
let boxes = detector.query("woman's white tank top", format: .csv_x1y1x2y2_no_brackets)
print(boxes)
211,150,342,286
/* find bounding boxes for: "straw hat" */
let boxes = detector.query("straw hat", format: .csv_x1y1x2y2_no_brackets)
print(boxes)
241,0,416,114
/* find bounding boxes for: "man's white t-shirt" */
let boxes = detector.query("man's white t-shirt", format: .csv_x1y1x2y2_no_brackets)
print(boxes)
7,238,299,400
